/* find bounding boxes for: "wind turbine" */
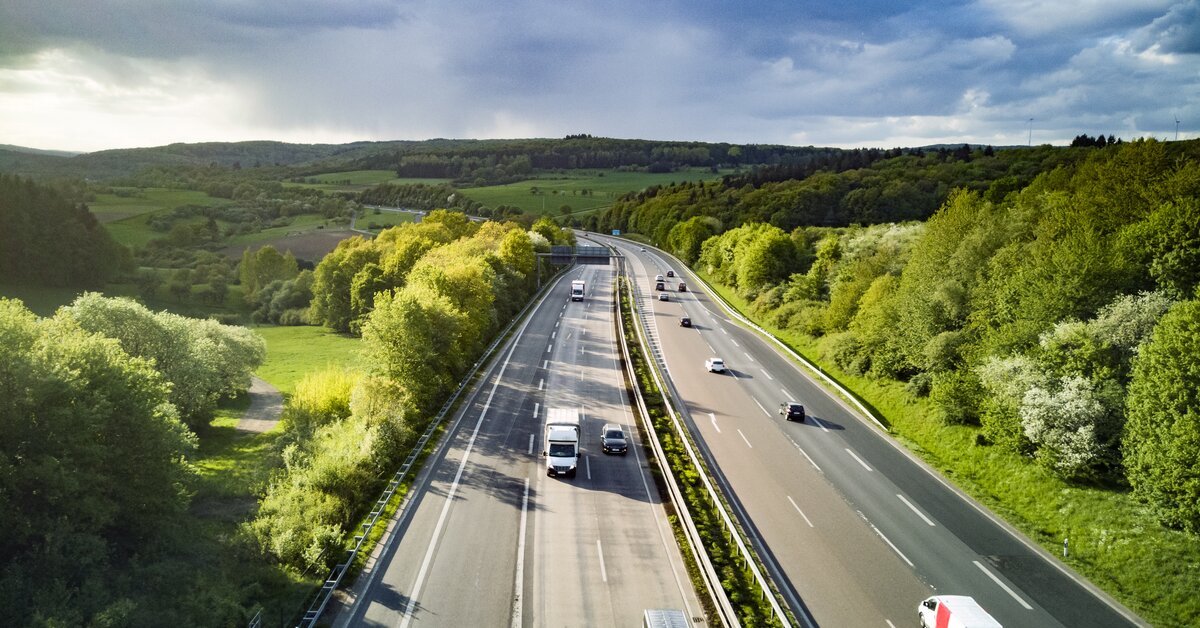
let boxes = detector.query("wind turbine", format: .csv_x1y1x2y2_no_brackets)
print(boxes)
1176,114,1181,141
1027,118,1034,146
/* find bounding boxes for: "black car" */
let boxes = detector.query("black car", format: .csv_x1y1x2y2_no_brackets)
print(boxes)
780,402,805,422
601,423,628,455
680,316,692,327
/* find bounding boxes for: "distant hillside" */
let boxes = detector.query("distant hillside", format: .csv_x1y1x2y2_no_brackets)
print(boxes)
0,144,81,157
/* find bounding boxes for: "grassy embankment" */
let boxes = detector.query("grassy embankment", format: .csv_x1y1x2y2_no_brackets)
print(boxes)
696,272,1199,627
194,324,363,623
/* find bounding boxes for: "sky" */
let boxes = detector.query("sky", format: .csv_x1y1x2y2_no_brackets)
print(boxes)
0,0,1196,153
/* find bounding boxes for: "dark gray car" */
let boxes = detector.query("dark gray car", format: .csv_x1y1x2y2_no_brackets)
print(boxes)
601,423,628,455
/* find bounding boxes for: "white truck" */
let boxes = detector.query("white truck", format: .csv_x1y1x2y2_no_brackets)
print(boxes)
543,407,581,478
570,279,586,301
918,596,1002,628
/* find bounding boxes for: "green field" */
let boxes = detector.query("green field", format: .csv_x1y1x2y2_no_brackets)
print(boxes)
283,170,449,193
354,208,420,232
0,282,87,316
459,168,732,216
252,325,364,394
90,188,228,222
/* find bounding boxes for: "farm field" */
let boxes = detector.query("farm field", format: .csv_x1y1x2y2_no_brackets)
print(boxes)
89,188,229,224
283,170,449,193
353,207,421,231
458,168,734,216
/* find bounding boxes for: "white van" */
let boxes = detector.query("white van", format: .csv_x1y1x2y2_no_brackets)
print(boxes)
918,596,1001,628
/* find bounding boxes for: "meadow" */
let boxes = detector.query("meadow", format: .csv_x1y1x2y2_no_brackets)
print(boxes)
457,168,733,216
283,170,449,193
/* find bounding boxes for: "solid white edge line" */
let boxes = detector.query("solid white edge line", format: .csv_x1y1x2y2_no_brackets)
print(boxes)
510,478,530,628
793,441,822,473
869,522,913,568
897,494,936,527
975,560,1034,609
737,429,753,448
597,539,608,583
845,448,874,472
787,496,814,528
398,335,516,628
753,397,771,417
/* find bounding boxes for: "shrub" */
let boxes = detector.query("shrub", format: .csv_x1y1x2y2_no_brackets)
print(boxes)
929,369,983,425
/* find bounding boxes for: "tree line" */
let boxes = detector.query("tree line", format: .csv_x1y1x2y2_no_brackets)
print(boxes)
250,212,572,571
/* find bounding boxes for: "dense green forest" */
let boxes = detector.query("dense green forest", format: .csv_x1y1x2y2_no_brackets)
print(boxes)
0,174,130,287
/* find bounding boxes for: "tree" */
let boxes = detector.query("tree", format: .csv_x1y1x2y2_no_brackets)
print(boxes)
1124,298,1200,532
0,298,195,623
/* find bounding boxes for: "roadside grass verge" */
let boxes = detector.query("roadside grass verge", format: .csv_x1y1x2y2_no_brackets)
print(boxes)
618,279,782,627
696,271,1199,626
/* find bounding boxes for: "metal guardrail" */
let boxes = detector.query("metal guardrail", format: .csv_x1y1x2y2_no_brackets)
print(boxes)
613,265,738,627
293,265,564,628
615,253,794,628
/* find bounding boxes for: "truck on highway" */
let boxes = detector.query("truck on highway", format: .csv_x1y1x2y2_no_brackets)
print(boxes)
542,407,581,478
571,279,586,301
918,596,1001,628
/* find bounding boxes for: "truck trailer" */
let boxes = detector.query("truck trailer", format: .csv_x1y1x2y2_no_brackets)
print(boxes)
543,407,581,477
571,279,585,301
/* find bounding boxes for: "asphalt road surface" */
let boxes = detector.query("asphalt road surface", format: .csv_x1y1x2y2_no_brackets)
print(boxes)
610,238,1142,628
338,262,703,627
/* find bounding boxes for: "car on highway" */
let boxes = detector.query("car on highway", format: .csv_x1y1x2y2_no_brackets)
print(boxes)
640,247,646,252
655,281,665,291
780,402,806,422
680,316,691,327
666,269,674,277
600,423,628,455
678,282,686,291
659,292,669,301
655,274,665,282
704,357,726,373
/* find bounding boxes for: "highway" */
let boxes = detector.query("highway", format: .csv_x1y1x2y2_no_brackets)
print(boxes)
612,239,1142,628
337,262,703,627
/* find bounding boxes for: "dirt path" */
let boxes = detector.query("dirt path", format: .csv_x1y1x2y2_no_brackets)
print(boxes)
236,375,284,433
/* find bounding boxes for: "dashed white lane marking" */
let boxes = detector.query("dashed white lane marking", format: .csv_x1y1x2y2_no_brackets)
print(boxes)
709,412,721,433
586,455,592,480
846,448,873,471
781,387,795,399
542,360,548,369
538,379,544,391
737,429,753,448
597,540,608,583
753,398,771,417
546,344,552,353
787,496,814,527
527,434,534,455
743,351,753,361
897,494,936,526
762,369,774,380
533,402,539,418
731,339,740,347
975,561,1033,609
